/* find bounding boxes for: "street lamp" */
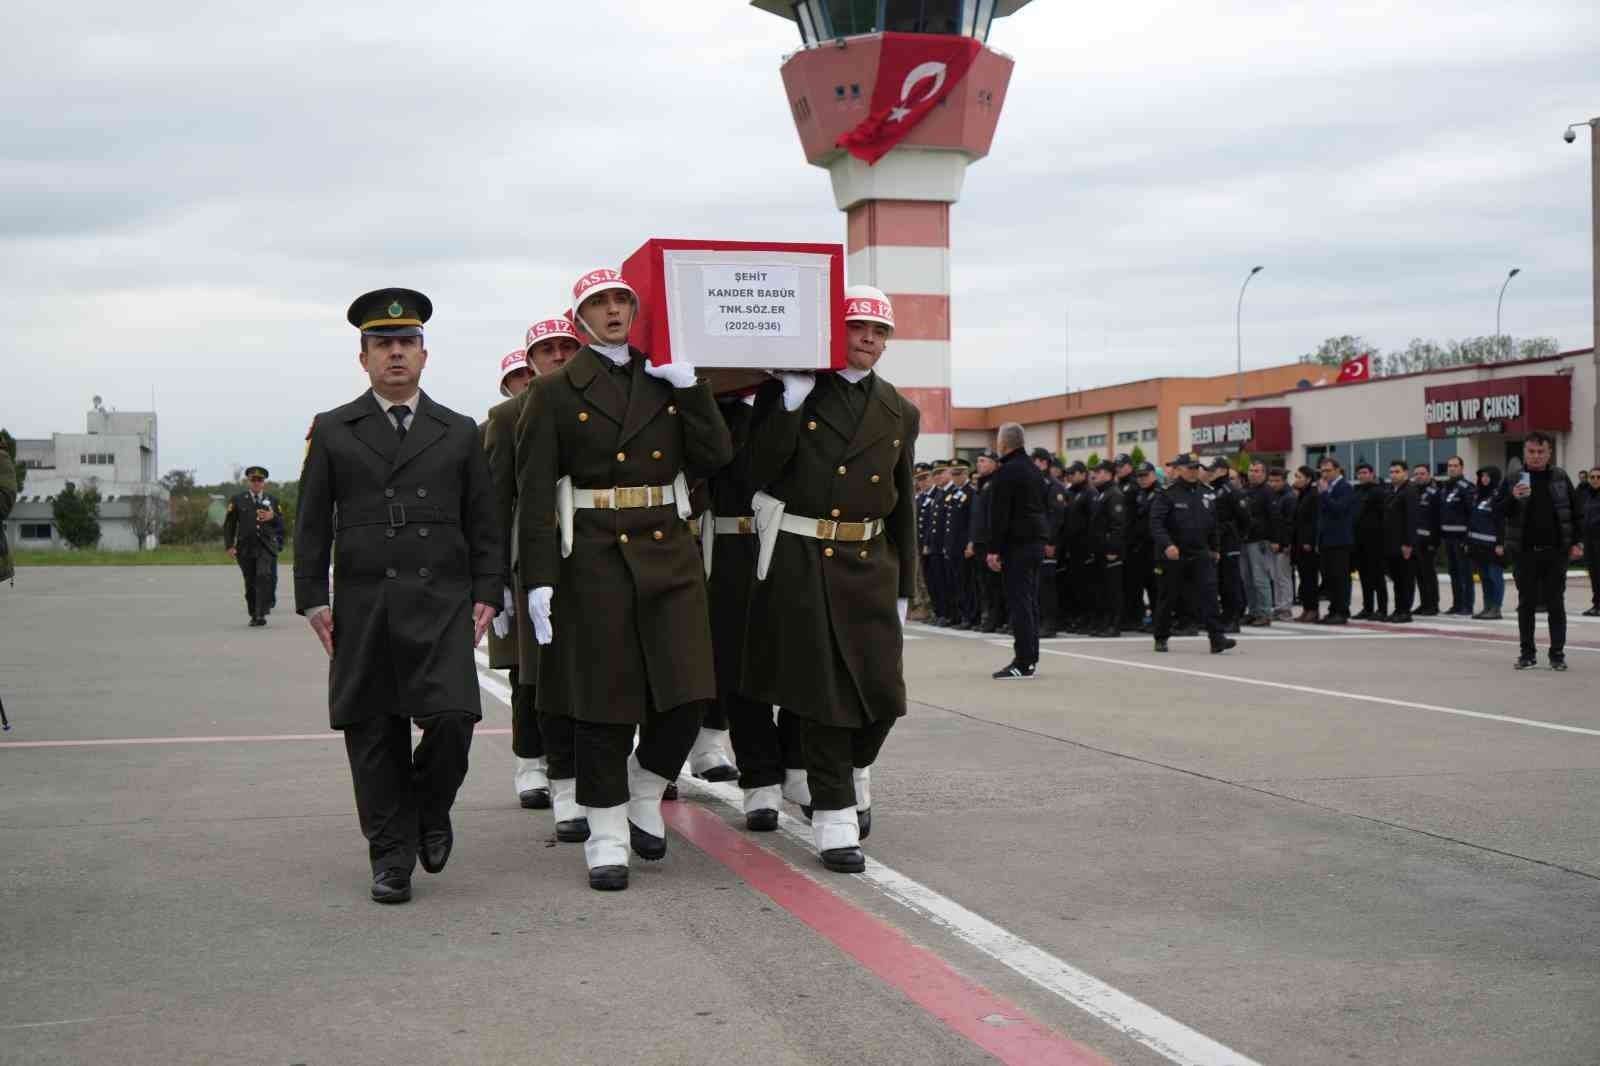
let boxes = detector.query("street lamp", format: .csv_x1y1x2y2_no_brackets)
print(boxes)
1236,265,1263,402
1496,267,1521,358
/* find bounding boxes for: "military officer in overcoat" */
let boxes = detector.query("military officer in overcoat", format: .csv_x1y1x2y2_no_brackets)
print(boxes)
223,465,285,626
516,268,733,891
295,288,502,905
483,317,582,816
744,285,919,874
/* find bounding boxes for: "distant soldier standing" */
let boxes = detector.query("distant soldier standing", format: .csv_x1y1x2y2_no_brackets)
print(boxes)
745,286,919,873
223,466,285,627
295,288,502,905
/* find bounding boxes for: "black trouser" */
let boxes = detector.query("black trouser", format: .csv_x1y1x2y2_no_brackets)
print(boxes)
1320,546,1352,617
1386,554,1414,615
1078,556,1100,625
962,555,984,625
1412,540,1439,611
1217,550,1244,622
1123,548,1150,627
724,692,804,791
1057,551,1080,626
539,710,577,781
343,711,474,875
574,701,703,809
927,552,950,619
1587,535,1600,607
1038,558,1060,632
1153,551,1222,640
1515,549,1569,658
1002,541,1044,667
1295,549,1320,610
236,548,276,619
507,667,544,760
1099,556,1124,630
1356,542,1387,614
801,716,896,812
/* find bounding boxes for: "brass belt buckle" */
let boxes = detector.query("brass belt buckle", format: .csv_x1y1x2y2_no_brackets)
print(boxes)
617,486,645,509
839,521,866,541
737,516,754,535
815,519,838,540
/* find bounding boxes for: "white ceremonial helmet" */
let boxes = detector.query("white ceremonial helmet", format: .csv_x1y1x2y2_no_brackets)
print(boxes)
570,268,638,337
843,284,895,332
524,315,582,357
497,349,530,396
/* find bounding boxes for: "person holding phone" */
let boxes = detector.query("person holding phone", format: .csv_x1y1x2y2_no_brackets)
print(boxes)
1504,432,1584,670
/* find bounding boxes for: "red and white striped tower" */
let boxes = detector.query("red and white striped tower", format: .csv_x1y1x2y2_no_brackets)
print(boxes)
751,2,1036,460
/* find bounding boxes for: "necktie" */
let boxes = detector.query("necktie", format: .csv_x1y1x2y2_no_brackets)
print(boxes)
844,377,868,423
391,405,410,441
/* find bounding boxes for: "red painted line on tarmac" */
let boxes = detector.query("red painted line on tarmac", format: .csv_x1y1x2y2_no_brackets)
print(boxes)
662,799,1110,1066
0,728,513,750
1346,621,1600,648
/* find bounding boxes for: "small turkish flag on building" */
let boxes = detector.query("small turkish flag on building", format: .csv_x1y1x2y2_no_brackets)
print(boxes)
837,33,982,166
1337,354,1371,382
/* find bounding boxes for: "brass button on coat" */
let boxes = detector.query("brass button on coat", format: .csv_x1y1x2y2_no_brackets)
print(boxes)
619,533,630,544
651,450,662,460
830,508,841,518
870,474,881,483
416,487,428,498
384,528,395,539
667,405,677,414
384,567,397,578
653,530,664,541
858,549,869,559
837,465,847,475
418,567,431,578
807,421,817,430
418,527,429,538
578,412,589,422
616,452,626,462
893,439,900,447
383,488,395,498
823,547,834,557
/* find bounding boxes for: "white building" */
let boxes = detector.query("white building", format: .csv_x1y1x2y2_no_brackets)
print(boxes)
6,401,168,551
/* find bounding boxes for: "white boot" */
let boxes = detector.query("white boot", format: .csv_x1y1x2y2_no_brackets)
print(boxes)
783,768,812,808
853,766,873,841
584,803,629,870
688,727,738,780
514,756,550,807
743,784,783,815
627,754,670,860
812,808,864,872
551,777,583,824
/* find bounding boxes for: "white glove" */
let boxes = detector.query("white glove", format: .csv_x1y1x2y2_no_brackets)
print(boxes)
897,597,909,626
644,360,697,389
777,371,815,412
491,586,514,639
528,587,554,645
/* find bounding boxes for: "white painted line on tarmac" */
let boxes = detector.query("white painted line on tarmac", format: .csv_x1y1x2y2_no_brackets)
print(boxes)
473,661,1262,1066
1033,648,1600,738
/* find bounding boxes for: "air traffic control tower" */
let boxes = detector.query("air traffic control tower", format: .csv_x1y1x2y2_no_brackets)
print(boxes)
751,0,1037,459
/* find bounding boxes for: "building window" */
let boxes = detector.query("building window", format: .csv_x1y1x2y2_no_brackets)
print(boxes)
1065,436,1086,448
1116,430,1140,444
1086,434,1107,447
20,523,52,540
1141,428,1158,442
79,452,113,465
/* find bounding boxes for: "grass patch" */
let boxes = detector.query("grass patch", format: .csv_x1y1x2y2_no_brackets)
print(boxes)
14,543,292,567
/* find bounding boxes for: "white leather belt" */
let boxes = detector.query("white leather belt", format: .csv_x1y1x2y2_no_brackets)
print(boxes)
573,484,678,510
715,516,755,535
778,513,884,542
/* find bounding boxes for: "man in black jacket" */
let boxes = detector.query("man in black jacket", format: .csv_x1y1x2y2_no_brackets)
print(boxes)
1151,454,1234,654
1411,465,1442,616
1505,432,1584,669
1206,460,1247,632
1085,460,1128,637
1352,463,1388,620
970,453,1002,630
986,423,1049,678
1439,456,1476,616
1382,461,1419,623
1033,448,1066,637
943,460,977,628
1060,462,1091,632
1268,467,1297,620
1125,462,1158,630
1583,469,1600,617
1291,465,1321,621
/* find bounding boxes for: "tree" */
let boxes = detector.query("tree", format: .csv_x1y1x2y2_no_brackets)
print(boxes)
1086,451,1100,468
127,494,165,549
1231,450,1253,474
160,469,196,496
0,429,22,494
1299,335,1372,369
1129,445,1147,467
52,481,102,549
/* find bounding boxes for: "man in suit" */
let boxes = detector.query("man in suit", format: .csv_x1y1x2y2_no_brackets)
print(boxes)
745,286,919,873
1314,456,1356,624
483,318,582,818
987,424,1049,677
295,288,502,905
517,268,733,891
223,465,286,627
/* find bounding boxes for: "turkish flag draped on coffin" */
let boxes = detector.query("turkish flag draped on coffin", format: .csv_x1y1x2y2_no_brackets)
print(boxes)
1336,354,1371,382
837,33,983,166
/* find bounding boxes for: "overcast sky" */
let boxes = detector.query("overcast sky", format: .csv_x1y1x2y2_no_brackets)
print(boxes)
4,0,1596,481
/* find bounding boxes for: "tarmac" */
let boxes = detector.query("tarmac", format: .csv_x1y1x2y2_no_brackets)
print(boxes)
2,565,1598,1065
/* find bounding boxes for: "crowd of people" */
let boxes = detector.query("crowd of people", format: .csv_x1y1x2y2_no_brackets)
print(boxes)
914,430,1600,674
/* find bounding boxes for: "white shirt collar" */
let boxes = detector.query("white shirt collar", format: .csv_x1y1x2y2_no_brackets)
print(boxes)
591,341,630,367
838,367,872,385
373,390,420,413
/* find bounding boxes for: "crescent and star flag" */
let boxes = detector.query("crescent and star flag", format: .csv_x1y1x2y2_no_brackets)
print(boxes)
837,33,983,166
1337,354,1372,382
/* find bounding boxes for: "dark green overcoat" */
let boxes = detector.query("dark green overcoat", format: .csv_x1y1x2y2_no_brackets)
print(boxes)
482,393,540,678
516,347,734,724
741,372,919,727
294,390,501,728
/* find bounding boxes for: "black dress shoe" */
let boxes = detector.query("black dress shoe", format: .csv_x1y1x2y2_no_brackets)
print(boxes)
663,781,679,801
1210,637,1237,654
589,865,629,891
746,809,779,832
1583,606,1600,617
556,818,591,843
857,808,872,841
1352,610,1373,621
371,868,412,904
419,822,452,874
519,787,551,810
1153,639,1169,652
1414,607,1439,617
249,617,266,627
1478,608,1502,621
820,847,866,873
1551,656,1568,672
1388,612,1412,624
695,764,739,783
1514,654,1537,670
630,821,666,861
1323,615,1348,626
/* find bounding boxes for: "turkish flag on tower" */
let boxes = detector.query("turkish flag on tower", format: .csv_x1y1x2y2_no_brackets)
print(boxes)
837,33,983,166
1337,354,1371,382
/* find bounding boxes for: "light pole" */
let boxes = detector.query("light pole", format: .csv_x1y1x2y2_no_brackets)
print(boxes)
1565,118,1599,469
1235,265,1263,403
1496,267,1521,358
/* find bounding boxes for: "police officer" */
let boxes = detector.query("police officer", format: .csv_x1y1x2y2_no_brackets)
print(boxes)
1382,461,1420,623
1033,448,1065,638
1084,460,1127,637
943,459,977,627
295,288,502,904
1151,454,1234,654
517,268,733,892
1352,463,1389,620
1062,462,1091,632
1438,456,1475,616
1206,459,1247,633
1126,461,1158,630
970,452,1002,631
746,285,919,873
912,462,933,620
223,465,285,627
1412,464,1442,615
